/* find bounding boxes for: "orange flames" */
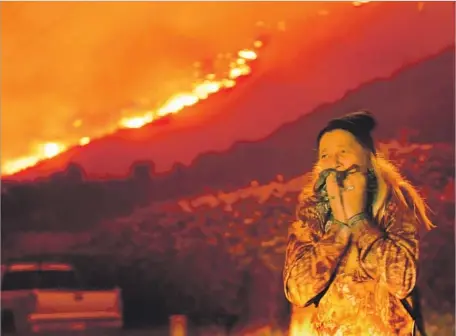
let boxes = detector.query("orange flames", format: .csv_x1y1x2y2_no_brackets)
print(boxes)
2,1,374,177
352,0,370,7
2,42,261,176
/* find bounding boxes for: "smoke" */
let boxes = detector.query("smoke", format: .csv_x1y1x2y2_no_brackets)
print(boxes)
1,2,323,163
3,1,452,169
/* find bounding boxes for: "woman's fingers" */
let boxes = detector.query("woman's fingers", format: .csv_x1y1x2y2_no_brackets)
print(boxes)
326,172,339,197
342,172,368,218
326,172,346,221
343,172,367,191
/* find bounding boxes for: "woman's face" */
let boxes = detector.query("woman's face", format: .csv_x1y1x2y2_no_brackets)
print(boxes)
318,129,369,172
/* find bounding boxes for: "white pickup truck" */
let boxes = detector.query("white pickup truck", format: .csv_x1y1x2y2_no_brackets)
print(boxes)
1,261,123,335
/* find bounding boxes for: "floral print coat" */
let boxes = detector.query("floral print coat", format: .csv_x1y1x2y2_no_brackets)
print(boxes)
283,192,419,336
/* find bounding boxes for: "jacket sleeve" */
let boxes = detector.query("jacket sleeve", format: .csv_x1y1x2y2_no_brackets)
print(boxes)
283,201,351,307
350,201,419,300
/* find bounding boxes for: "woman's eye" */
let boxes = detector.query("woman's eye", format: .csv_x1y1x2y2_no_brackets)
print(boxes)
320,154,327,159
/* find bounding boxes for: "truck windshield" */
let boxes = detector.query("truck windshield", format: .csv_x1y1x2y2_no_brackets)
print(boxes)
2,270,79,291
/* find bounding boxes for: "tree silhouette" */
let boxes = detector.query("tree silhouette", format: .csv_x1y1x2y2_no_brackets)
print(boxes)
64,162,86,183
129,161,156,203
130,160,156,182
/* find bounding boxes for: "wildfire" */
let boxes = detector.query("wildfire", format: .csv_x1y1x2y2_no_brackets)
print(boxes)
3,0,372,177
3,142,67,176
79,137,91,146
117,49,255,130
352,0,370,7
2,40,262,176
42,142,66,158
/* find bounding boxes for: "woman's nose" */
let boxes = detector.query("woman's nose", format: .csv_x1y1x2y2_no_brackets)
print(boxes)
329,155,342,169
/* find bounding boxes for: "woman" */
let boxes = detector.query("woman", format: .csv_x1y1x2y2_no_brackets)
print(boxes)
283,111,435,336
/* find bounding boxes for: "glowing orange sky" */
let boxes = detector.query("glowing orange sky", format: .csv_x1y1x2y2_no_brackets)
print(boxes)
1,1,454,177
1,2,326,170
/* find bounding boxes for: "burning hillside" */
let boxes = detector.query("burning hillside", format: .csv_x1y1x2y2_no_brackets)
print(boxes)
2,38,264,176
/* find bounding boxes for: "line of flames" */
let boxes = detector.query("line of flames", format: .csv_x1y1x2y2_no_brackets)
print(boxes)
2,1,374,177
2,42,262,176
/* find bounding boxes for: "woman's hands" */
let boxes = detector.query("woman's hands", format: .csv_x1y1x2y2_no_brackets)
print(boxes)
326,170,368,223
326,173,347,222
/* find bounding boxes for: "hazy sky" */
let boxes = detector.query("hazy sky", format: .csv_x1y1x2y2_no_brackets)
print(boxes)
1,1,454,176
1,2,328,163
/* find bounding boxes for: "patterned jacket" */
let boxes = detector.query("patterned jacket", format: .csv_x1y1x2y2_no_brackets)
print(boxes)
283,192,419,336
